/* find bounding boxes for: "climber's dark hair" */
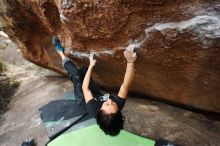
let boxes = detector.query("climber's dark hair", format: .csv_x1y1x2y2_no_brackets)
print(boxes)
96,109,124,136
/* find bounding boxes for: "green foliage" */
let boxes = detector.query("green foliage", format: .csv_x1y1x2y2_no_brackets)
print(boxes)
0,43,7,50
9,77,20,87
0,67,20,114
0,61,6,73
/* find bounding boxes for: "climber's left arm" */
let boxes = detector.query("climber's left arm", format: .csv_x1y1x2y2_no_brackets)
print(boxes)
118,44,137,99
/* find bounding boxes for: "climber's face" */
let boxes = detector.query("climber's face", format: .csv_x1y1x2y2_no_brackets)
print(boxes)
101,99,119,114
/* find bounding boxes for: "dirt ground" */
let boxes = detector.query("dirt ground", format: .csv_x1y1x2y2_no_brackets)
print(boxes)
0,71,219,146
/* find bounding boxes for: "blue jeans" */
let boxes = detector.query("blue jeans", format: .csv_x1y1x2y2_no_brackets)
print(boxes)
62,58,102,101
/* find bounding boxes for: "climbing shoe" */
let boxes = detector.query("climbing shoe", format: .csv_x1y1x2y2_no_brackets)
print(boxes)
21,139,35,146
52,36,64,52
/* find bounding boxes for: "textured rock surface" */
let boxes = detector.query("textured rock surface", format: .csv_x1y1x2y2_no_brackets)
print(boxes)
0,0,220,112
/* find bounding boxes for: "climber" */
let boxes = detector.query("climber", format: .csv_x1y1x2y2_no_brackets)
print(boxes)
52,36,137,136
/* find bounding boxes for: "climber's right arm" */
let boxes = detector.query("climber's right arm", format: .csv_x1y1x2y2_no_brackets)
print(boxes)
82,53,96,103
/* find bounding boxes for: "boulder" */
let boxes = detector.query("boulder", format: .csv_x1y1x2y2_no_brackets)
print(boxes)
0,0,219,112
